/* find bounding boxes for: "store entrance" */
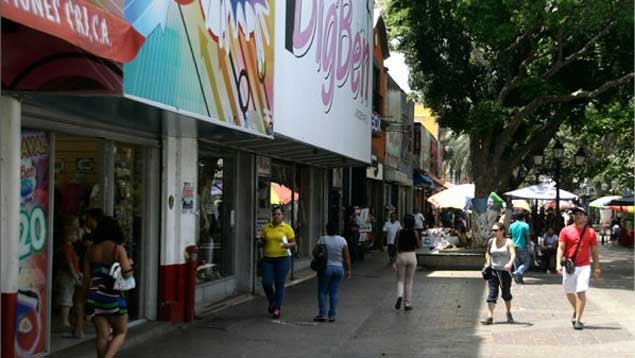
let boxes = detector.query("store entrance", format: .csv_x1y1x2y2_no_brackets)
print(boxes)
50,134,149,352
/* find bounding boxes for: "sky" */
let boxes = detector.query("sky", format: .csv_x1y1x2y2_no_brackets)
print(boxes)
384,51,411,94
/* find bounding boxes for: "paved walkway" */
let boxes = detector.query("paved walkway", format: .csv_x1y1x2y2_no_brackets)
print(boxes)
56,244,634,357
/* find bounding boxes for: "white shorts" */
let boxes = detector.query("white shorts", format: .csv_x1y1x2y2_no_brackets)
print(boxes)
563,265,591,294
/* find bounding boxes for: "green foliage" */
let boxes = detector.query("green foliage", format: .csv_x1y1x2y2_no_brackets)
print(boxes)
384,0,634,193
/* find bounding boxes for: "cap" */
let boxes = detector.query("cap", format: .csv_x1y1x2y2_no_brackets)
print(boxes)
571,206,587,215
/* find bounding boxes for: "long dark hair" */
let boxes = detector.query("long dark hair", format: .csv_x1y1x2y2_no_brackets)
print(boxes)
92,216,125,244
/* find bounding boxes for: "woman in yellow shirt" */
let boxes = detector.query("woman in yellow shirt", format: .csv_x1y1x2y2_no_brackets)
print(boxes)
260,206,296,319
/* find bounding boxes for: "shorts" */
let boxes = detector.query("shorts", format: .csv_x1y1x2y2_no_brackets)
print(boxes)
563,265,591,294
54,271,76,307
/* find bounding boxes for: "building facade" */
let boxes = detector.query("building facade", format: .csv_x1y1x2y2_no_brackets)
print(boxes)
0,1,373,356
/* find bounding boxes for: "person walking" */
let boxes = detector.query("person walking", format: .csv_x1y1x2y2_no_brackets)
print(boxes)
543,227,559,273
313,221,352,322
383,212,401,263
481,223,516,325
509,212,531,284
413,209,426,236
81,217,133,358
556,207,600,330
260,206,296,319
393,214,420,311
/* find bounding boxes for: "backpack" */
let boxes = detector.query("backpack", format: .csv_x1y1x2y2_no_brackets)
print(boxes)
310,238,328,272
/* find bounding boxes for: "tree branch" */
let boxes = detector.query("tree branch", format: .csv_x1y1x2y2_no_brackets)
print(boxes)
498,26,545,103
543,21,617,80
494,72,634,163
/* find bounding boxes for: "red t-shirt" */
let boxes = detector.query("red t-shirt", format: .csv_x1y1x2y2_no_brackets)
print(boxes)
558,224,597,266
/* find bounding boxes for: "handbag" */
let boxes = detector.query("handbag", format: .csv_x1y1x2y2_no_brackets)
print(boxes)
482,238,494,280
560,225,587,275
310,238,328,272
109,245,136,291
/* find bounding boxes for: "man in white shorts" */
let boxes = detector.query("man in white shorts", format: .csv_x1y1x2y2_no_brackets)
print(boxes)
556,207,600,330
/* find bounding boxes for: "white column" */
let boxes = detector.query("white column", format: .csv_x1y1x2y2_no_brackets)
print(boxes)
1,96,21,358
1,96,21,296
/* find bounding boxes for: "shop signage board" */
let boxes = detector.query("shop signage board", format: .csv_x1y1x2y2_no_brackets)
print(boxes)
123,0,276,137
17,130,50,356
1,0,144,63
273,0,373,163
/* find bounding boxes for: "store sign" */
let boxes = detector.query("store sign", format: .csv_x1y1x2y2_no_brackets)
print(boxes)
17,130,50,356
371,112,382,136
274,0,373,163
2,0,144,62
124,0,276,136
257,156,272,176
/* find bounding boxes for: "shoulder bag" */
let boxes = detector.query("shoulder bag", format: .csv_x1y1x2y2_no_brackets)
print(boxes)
481,239,494,280
109,245,136,291
560,225,587,275
310,237,328,272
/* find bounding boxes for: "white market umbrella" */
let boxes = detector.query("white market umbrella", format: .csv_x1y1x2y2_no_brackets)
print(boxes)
427,184,474,209
504,183,578,200
589,195,621,208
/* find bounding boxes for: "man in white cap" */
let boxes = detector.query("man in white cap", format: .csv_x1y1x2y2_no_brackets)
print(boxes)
556,206,600,330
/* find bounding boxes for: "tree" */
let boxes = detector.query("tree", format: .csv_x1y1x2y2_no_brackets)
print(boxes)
384,0,634,198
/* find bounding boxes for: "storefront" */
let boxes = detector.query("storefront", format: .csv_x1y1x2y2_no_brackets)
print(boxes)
0,97,162,355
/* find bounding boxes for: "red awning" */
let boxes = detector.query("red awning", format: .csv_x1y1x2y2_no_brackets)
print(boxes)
2,0,144,63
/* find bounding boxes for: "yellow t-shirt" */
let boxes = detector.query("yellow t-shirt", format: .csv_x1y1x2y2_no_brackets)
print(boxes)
262,222,295,258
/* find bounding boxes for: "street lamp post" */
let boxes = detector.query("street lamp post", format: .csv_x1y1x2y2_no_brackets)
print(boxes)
553,140,564,232
533,140,585,233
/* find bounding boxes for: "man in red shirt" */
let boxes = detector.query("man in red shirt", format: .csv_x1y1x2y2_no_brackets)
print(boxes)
556,207,601,330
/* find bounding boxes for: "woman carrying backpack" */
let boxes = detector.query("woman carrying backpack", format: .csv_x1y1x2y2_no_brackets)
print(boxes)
481,222,516,325
313,221,352,322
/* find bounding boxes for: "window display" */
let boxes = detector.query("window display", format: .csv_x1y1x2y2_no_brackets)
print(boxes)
197,152,236,284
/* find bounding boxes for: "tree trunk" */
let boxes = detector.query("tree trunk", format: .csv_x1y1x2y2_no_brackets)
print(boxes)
469,137,508,247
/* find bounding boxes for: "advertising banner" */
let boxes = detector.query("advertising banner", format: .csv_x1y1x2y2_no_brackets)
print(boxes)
273,0,373,163
1,0,144,63
17,130,50,356
124,0,276,136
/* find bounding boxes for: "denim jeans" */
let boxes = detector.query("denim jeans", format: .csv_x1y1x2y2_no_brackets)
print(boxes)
513,247,530,278
317,265,344,318
262,256,291,309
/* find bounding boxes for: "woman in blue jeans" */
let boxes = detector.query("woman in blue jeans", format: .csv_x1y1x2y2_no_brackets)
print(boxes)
313,221,352,322
260,206,296,319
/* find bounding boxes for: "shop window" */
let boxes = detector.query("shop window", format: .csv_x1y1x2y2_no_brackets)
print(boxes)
197,153,236,283
112,143,145,320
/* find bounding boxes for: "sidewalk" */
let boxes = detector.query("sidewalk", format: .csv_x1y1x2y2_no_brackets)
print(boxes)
54,245,634,357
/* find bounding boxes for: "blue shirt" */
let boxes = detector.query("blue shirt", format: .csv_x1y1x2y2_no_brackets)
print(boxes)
509,220,530,248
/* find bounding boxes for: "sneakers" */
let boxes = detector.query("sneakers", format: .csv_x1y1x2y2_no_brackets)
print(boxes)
395,297,403,310
506,312,514,323
313,315,326,322
272,308,281,319
328,317,336,323
404,305,413,311
481,317,493,325
573,321,584,330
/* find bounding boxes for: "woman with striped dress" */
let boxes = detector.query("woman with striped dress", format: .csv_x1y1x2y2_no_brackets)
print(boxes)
81,217,133,358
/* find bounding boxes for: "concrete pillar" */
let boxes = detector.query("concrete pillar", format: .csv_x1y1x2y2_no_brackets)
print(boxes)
1,96,21,358
158,113,198,322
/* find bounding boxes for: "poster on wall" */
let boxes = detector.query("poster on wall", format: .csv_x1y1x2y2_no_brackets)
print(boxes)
274,0,373,163
124,0,276,136
17,130,50,356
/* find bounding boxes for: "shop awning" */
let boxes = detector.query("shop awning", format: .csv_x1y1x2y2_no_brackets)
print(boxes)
2,0,145,63
428,174,447,189
413,171,433,187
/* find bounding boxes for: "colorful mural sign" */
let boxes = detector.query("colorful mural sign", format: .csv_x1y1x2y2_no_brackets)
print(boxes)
17,130,50,356
1,0,144,62
124,0,275,136
274,0,373,163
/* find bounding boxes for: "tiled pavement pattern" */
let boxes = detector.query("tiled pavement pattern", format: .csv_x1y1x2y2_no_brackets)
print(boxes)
58,245,634,358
